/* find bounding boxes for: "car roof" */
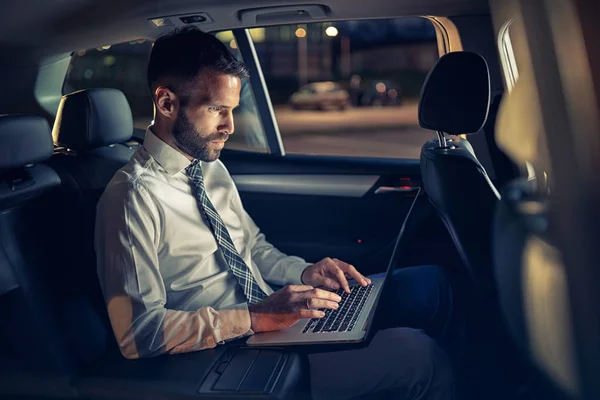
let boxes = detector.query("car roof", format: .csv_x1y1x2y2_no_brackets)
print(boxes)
0,0,488,61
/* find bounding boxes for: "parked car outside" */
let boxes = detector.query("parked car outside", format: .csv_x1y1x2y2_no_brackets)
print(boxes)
289,81,350,111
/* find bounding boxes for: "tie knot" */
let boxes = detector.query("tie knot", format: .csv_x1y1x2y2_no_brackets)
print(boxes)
186,159,203,178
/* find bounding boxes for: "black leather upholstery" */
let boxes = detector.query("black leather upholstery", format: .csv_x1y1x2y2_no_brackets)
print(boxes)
50,144,137,204
49,88,138,203
53,88,133,152
0,164,61,210
0,115,59,210
418,51,498,296
0,115,108,397
419,52,490,135
420,138,499,293
0,115,53,170
43,90,141,382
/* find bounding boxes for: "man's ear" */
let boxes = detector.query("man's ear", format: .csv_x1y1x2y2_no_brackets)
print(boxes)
154,86,178,119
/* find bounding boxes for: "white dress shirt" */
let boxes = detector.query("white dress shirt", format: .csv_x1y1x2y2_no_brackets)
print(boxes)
95,128,310,359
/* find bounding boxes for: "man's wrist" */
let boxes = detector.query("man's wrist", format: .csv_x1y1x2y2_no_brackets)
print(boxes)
300,265,311,285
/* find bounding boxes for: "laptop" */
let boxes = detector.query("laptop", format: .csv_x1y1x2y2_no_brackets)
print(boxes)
246,188,421,347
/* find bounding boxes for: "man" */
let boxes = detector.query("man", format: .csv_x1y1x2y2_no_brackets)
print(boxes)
96,27,455,399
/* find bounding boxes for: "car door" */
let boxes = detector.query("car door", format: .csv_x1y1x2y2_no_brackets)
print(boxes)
217,24,448,276
222,151,425,275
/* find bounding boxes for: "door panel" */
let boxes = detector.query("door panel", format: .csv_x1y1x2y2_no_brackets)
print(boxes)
232,175,380,197
221,150,423,275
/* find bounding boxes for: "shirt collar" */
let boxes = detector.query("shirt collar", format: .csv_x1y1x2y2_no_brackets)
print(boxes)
143,127,195,176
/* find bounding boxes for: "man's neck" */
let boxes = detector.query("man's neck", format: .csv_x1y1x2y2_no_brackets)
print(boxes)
150,122,194,162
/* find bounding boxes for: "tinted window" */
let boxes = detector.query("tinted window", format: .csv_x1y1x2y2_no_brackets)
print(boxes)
254,17,438,159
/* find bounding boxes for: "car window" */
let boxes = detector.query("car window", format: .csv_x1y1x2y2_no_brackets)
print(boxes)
63,33,270,154
254,17,438,159
63,41,154,133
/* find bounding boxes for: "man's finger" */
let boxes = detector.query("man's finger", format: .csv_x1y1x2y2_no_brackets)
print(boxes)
333,259,370,286
285,285,314,292
327,259,350,293
297,309,326,319
305,297,339,310
307,288,342,302
312,276,341,291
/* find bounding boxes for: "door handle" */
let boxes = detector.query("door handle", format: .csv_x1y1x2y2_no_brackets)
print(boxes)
374,186,420,195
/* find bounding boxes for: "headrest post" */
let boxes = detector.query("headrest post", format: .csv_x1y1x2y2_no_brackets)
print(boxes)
436,131,448,148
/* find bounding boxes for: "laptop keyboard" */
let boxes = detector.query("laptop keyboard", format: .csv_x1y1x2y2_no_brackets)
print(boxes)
302,283,374,334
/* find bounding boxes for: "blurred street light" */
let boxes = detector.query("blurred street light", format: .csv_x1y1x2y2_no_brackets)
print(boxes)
295,28,307,38
229,40,237,49
325,26,338,37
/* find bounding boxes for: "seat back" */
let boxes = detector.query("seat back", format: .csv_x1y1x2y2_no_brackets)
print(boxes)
48,89,138,313
418,51,498,295
0,115,112,397
493,67,577,399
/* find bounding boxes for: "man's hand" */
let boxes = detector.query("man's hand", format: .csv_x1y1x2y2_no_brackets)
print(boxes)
248,285,341,333
301,257,371,293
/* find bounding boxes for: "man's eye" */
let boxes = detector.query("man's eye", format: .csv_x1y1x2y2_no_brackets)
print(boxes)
209,106,222,112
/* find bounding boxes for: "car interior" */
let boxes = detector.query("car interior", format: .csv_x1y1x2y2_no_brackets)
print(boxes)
1,0,599,399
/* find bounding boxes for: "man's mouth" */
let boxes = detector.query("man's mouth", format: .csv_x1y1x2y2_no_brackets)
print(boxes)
211,134,228,143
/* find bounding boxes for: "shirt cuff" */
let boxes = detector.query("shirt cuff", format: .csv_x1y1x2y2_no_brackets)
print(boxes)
215,303,253,344
287,260,312,285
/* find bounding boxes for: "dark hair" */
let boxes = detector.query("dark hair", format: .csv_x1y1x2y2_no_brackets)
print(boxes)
147,27,249,99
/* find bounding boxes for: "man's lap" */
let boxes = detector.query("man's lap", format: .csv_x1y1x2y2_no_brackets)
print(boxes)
309,327,454,400
376,265,461,354
308,265,458,400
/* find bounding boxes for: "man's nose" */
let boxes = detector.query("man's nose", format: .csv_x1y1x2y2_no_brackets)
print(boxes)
219,113,234,135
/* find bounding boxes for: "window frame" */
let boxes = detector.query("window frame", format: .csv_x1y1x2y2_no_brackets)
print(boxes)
232,29,285,156
498,18,519,92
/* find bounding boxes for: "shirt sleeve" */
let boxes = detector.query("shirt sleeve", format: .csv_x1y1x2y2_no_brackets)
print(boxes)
95,181,252,360
228,177,311,287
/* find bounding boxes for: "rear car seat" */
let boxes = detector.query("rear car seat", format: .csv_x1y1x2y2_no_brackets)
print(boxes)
0,113,310,399
418,51,499,298
418,52,534,399
51,87,139,202
47,88,140,316
0,115,109,398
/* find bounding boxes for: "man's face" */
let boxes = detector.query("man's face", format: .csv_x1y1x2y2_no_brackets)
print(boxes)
171,70,241,162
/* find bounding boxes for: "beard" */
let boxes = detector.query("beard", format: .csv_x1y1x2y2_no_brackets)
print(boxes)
171,109,228,162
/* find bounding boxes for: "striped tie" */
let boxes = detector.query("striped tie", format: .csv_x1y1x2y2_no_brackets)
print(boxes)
186,160,267,304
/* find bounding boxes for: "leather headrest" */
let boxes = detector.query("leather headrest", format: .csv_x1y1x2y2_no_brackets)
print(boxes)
0,115,53,170
419,51,490,135
53,88,133,152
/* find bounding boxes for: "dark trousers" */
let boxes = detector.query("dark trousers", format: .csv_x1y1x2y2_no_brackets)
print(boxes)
309,265,459,400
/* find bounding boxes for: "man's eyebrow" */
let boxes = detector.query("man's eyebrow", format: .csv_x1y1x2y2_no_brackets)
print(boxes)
210,104,240,109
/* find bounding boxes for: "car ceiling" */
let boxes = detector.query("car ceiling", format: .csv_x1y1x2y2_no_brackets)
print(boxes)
0,0,488,61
